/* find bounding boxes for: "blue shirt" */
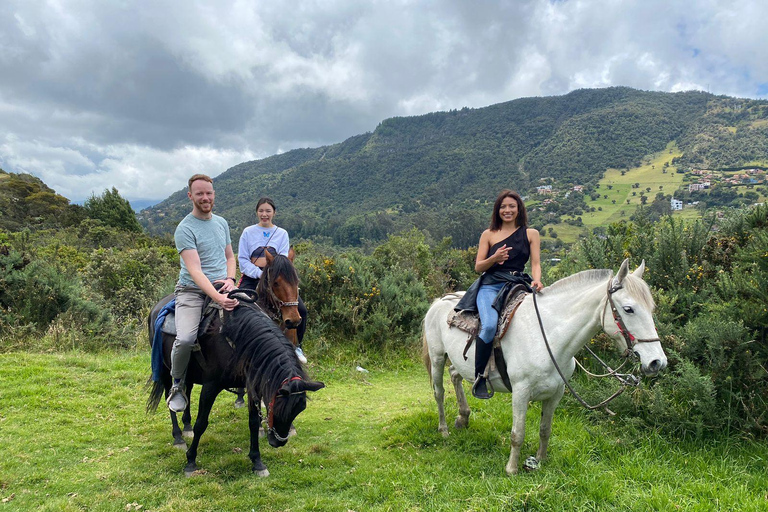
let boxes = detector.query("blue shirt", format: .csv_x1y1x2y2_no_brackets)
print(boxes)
174,213,232,286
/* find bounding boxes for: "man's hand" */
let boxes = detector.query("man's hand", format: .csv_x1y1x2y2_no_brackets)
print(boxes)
216,278,235,293
213,279,238,310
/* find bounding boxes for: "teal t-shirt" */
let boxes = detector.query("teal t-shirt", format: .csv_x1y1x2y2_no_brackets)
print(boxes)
174,213,232,287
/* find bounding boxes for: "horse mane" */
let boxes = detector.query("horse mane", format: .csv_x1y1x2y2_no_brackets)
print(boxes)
258,255,299,289
545,268,655,310
223,304,306,401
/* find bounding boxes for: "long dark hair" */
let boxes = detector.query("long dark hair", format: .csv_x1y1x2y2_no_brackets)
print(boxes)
489,189,527,231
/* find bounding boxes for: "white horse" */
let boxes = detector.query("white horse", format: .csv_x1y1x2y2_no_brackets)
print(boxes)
422,259,667,475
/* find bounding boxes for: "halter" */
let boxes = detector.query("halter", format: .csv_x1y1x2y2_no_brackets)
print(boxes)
603,281,661,355
262,266,300,309
266,376,305,442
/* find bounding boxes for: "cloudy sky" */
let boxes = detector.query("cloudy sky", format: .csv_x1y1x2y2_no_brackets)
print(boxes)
2,0,767,205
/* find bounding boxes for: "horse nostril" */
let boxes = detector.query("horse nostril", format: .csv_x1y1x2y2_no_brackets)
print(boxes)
647,359,661,374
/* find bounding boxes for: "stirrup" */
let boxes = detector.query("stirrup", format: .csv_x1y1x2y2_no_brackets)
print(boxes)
472,376,494,399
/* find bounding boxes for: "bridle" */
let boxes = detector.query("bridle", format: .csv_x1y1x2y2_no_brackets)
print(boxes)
265,376,305,443
532,277,659,413
261,266,300,312
603,280,661,355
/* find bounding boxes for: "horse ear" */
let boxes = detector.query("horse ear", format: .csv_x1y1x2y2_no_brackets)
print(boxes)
265,249,274,265
288,246,295,262
632,259,646,279
612,258,630,288
299,380,325,392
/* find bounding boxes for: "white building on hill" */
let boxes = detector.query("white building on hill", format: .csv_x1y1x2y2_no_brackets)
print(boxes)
671,197,683,210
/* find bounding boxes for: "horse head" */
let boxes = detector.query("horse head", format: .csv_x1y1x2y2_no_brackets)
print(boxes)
258,251,302,329
267,377,325,448
604,258,667,376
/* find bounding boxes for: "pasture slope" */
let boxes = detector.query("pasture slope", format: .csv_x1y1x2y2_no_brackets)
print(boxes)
544,142,688,243
1,350,767,511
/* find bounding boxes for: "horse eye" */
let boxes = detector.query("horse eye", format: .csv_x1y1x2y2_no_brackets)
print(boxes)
623,306,634,314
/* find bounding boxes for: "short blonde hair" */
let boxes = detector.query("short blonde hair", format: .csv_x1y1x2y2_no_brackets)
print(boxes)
188,174,213,189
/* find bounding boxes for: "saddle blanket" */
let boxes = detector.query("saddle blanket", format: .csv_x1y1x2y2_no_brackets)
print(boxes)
447,285,528,343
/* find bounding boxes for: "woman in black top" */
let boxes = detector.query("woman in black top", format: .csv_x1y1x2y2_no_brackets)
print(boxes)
462,190,542,399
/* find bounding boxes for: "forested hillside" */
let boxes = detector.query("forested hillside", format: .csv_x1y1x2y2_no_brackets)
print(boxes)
139,87,768,247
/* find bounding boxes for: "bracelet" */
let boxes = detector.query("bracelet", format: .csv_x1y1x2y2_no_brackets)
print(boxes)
227,277,236,283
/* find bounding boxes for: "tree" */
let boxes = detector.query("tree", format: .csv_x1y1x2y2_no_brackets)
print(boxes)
84,188,142,233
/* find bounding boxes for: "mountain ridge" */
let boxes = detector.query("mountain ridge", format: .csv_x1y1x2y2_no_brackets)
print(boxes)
138,87,768,247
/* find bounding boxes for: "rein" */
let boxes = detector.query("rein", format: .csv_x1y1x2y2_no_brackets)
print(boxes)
531,283,646,413
266,376,305,442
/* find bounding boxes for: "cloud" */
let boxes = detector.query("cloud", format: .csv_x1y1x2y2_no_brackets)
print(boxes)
1,0,767,203
0,134,256,201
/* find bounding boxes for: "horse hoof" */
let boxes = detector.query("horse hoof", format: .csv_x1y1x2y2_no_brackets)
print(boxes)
182,428,194,439
173,440,187,450
438,427,449,438
454,418,468,430
184,464,198,477
234,398,246,409
253,468,270,478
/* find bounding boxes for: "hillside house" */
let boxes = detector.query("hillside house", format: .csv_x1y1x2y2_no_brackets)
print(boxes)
671,198,683,210
536,185,553,194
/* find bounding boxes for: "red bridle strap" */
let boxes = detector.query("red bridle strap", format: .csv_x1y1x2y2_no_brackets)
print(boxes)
267,376,304,429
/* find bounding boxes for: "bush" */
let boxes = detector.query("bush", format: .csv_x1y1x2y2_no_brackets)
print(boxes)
84,246,177,319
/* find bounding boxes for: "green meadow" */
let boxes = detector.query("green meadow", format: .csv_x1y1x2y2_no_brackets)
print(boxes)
1,349,767,512
544,143,689,243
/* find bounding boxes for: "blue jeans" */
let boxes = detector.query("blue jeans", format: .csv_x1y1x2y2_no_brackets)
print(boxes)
477,282,504,344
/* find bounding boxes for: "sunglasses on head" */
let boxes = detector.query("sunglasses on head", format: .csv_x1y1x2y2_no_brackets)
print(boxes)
250,246,278,259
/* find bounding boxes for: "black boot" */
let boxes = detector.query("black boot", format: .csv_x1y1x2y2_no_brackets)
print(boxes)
472,338,494,399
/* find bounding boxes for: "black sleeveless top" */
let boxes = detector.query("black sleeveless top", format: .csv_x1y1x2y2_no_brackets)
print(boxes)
487,227,530,274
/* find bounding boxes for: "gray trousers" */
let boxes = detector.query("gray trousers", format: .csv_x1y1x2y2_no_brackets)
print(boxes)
170,284,207,381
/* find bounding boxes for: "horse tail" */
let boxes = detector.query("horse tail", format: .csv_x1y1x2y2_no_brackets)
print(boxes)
422,320,432,381
146,378,165,413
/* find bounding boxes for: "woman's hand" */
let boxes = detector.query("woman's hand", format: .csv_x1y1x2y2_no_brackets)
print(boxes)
493,244,510,264
530,280,543,292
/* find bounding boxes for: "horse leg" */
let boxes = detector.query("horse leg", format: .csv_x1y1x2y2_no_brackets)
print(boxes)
184,384,221,477
506,389,531,476
164,383,186,449
248,396,269,477
169,410,185,449
182,382,194,438
536,389,564,463
449,365,471,430
429,352,449,436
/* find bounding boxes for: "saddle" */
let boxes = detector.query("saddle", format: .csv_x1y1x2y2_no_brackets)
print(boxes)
447,283,528,344
447,284,529,391
161,298,224,370
160,299,222,338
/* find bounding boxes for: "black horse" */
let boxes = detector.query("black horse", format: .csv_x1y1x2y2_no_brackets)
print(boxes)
148,253,304,449
147,292,323,476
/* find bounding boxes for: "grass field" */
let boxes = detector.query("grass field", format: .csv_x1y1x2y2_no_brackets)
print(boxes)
1,349,767,511
543,142,692,244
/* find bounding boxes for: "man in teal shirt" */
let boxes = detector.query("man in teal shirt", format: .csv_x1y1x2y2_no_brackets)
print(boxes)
168,174,239,412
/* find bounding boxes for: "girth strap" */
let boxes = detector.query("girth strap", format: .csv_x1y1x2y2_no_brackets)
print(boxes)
493,346,513,392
